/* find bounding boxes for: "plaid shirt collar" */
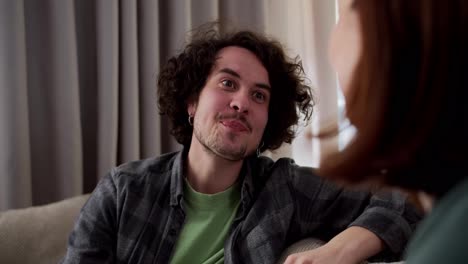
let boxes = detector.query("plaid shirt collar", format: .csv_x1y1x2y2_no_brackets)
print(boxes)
169,147,257,210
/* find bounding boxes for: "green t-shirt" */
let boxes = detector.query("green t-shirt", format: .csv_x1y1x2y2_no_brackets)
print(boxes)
405,177,468,264
170,179,241,264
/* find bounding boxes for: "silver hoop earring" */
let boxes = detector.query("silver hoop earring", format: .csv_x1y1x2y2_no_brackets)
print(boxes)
256,141,264,157
188,115,194,126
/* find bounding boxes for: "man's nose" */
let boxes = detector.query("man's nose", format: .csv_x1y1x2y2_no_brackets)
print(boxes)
229,91,250,113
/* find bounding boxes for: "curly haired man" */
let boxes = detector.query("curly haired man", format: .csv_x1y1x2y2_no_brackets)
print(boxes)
63,27,420,264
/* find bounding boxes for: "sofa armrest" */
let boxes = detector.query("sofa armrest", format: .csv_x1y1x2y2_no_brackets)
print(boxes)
0,194,90,264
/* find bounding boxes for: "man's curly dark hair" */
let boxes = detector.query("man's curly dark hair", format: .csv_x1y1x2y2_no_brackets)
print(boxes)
157,26,314,153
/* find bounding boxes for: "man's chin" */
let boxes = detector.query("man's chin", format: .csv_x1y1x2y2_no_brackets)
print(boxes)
214,147,248,161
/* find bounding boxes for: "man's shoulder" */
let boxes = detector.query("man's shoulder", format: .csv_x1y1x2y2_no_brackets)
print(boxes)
110,151,181,186
254,156,323,191
116,151,179,173
256,155,294,169
256,156,316,176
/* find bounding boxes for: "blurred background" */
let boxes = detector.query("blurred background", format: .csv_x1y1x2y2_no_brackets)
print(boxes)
0,0,351,210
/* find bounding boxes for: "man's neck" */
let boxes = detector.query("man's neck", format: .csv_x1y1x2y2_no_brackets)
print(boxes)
186,144,244,194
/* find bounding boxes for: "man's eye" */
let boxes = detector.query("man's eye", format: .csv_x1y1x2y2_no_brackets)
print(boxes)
253,91,266,102
222,80,234,88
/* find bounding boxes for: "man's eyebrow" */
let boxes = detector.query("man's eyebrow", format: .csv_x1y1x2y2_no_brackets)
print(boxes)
219,68,241,78
218,68,271,91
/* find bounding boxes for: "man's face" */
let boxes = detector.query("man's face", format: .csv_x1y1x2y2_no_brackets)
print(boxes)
188,46,271,161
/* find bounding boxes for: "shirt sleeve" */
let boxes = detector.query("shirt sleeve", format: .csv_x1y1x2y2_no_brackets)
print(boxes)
349,190,421,258
289,161,422,261
61,170,118,264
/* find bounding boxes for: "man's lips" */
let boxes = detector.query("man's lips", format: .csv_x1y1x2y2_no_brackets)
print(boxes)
220,120,250,132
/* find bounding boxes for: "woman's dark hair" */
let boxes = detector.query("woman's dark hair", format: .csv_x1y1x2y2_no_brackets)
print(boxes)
158,25,313,152
319,0,468,197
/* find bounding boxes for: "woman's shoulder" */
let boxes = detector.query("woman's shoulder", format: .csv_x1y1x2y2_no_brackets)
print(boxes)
405,177,468,264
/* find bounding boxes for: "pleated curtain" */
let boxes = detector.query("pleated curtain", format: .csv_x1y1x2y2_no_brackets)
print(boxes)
0,0,338,210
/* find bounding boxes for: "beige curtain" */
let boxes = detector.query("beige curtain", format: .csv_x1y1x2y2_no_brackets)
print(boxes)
0,0,338,210
265,0,339,167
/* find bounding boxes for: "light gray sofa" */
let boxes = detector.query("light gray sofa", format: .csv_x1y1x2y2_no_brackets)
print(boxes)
0,194,90,264
0,194,403,264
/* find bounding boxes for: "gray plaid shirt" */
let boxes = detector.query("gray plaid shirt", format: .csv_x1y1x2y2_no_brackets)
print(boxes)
63,150,421,263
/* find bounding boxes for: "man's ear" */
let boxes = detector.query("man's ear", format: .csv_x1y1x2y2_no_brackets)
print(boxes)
187,98,197,115
187,103,197,115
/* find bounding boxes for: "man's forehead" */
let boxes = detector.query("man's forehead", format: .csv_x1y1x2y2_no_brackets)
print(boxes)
214,46,262,66
211,46,270,83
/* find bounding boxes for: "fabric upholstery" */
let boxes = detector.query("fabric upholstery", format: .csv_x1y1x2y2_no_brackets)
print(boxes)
0,194,90,264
